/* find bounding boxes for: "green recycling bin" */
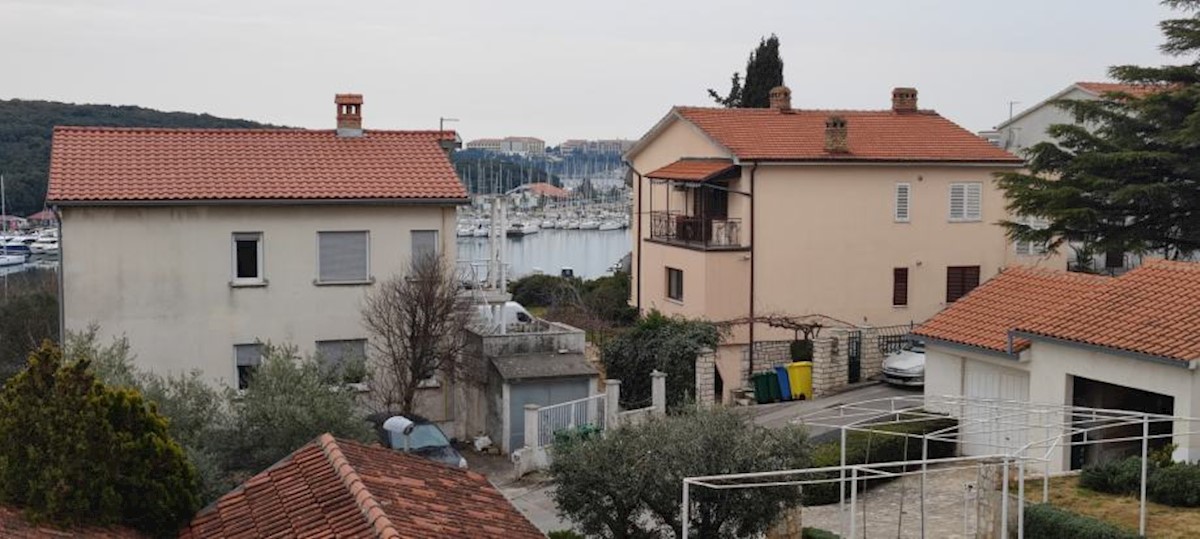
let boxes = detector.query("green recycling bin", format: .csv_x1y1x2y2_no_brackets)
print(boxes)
752,372,772,404
765,370,781,402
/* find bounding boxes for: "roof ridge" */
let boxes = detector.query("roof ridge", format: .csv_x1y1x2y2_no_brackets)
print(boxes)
316,433,402,539
52,125,457,136
674,105,941,115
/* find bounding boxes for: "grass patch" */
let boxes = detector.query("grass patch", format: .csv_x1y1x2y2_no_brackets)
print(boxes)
1025,474,1200,538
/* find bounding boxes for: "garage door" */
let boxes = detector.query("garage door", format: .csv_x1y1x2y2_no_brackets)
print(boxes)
508,378,592,452
961,360,1030,457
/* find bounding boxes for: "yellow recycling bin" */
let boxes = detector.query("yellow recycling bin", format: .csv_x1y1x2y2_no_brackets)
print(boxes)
786,361,813,400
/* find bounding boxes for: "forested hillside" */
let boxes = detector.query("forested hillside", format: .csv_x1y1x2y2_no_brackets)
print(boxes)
0,99,274,215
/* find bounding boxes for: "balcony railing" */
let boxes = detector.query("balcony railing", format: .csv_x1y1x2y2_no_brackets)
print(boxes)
649,211,744,249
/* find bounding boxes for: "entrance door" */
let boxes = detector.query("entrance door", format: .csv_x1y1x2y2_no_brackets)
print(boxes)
847,331,862,384
961,360,1030,456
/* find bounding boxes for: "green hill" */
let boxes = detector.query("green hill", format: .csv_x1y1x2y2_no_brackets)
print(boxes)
0,99,275,216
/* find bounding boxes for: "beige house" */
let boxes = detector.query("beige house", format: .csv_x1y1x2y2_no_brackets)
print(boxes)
48,94,467,397
626,86,1065,402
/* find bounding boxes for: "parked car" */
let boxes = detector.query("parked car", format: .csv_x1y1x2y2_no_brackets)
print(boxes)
881,339,925,387
367,413,468,469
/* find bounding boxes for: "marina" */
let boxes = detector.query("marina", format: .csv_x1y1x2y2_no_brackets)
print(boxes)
457,228,630,280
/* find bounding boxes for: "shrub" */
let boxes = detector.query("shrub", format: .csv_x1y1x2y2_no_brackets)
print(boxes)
802,528,841,539
802,416,957,506
1079,456,1144,495
509,274,578,307
1023,503,1140,539
600,311,722,408
1149,462,1200,507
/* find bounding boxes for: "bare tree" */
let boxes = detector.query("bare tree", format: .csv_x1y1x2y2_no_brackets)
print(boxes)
361,255,476,414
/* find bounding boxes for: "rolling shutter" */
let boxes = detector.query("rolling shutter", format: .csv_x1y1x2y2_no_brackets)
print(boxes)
318,231,369,282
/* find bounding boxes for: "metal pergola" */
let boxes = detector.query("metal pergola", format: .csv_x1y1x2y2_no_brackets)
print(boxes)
681,394,1200,539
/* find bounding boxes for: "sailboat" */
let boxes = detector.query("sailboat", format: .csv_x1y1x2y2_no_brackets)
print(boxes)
0,175,25,267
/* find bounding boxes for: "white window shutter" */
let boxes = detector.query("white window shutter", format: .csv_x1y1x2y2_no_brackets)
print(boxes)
895,183,911,222
949,184,965,220
966,183,982,220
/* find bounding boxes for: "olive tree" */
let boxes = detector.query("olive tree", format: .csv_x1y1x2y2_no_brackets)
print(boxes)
549,406,811,538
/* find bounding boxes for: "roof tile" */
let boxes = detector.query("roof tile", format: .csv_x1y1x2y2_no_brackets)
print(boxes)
646,159,737,182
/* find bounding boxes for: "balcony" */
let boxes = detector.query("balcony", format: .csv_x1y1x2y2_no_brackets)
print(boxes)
649,211,746,250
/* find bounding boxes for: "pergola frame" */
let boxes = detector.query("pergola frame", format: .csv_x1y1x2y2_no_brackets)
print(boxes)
680,394,1200,539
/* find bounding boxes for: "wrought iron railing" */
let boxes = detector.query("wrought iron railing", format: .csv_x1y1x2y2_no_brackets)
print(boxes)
648,211,743,248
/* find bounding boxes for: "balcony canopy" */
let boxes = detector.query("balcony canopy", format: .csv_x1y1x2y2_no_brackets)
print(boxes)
646,159,739,183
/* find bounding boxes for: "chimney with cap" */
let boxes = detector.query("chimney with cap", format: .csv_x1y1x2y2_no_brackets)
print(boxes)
335,94,364,137
892,87,918,113
825,115,848,153
769,85,792,112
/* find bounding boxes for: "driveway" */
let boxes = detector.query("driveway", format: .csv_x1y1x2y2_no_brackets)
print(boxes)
750,381,918,434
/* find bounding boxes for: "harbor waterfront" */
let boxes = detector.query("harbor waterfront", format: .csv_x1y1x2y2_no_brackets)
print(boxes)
457,228,630,280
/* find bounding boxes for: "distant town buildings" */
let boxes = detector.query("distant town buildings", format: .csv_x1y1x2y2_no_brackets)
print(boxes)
466,136,546,156
560,138,635,155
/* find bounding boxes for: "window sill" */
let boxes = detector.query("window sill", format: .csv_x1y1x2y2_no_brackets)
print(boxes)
665,297,684,306
947,219,982,224
230,279,268,288
313,277,376,286
892,304,908,309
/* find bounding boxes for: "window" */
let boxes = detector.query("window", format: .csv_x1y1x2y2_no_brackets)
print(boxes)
946,266,981,303
894,183,911,222
893,267,909,306
948,182,982,222
317,231,369,283
411,230,439,263
1014,216,1049,256
666,267,684,302
232,232,263,284
316,339,367,381
234,343,264,390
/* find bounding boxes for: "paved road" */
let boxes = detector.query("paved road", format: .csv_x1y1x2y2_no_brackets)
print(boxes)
750,381,919,439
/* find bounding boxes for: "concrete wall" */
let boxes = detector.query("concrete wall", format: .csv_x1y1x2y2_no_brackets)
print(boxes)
995,87,1095,153
61,203,456,388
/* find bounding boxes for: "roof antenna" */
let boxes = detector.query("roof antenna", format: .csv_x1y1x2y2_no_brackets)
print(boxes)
1008,101,1021,120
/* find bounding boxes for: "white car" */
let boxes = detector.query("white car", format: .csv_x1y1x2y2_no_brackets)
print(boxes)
882,340,925,386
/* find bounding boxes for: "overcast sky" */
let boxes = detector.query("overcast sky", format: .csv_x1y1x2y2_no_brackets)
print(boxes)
0,0,1177,144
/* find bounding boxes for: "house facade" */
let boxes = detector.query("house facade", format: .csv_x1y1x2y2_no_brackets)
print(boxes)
626,86,1066,402
917,261,1200,472
48,94,467,391
980,81,1155,153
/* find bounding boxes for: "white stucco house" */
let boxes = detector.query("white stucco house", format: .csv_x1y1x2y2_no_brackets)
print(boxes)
916,260,1200,472
47,94,468,391
980,81,1155,154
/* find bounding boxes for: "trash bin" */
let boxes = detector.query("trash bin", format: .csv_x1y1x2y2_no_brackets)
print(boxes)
773,366,792,401
787,361,813,400
765,370,782,403
752,372,772,404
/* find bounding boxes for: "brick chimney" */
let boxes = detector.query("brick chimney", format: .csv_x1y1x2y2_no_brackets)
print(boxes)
825,115,848,153
335,94,363,137
769,85,792,112
892,87,918,113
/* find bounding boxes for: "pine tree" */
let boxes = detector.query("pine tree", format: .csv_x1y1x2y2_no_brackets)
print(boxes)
998,1,1200,259
708,35,784,108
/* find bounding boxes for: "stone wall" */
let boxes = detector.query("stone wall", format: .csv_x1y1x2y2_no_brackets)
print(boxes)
695,347,716,406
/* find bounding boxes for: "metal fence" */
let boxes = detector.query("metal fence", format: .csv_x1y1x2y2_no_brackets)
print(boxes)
874,322,916,356
536,394,607,447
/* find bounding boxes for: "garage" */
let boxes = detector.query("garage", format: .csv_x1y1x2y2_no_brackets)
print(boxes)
1069,376,1174,469
960,360,1030,456
490,352,598,453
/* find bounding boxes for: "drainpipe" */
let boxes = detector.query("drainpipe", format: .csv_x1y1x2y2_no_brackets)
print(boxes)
52,205,64,344
748,163,758,381
623,160,644,312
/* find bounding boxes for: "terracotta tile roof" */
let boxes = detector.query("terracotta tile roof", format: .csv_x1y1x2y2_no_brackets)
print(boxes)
524,182,571,198
674,107,1021,163
914,267,1110,353
1075,81,1160,98
48,127,468,204
179,434,542,539
0,505,144,538
646,159,738,182
1016,260,1200,362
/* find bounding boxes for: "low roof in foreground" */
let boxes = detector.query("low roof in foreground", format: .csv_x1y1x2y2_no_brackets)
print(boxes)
492,351,597,381
917,260,1200,362
646,159,738,182
48,127,468,204
179,434,543,538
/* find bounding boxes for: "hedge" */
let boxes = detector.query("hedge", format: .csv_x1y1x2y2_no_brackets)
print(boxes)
1080,456,1200,508
1149,463,1200,507
802,416,957,505
802,527,841,539
1079,456,1145,495
1023,503,1142,539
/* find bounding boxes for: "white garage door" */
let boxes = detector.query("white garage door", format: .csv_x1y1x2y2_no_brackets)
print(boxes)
961,360,1030,457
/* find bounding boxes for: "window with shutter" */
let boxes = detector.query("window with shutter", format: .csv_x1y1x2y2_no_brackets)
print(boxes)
895,183,911,222
1013,216,1049,255
317,231,369,283
946,265,981,303
411,230,438,263
234,343,264,390
316,339,367,374
949,182,982,221
893,267,909,306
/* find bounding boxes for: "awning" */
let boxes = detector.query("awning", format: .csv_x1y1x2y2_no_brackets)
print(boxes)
646,159,739,182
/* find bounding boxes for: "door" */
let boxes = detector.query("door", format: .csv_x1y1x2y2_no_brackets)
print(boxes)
508,378,592,452
960,360,1030,457
847,331,862,384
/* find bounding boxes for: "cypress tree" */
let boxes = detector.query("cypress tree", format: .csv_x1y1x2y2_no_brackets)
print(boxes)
708,34,785,108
